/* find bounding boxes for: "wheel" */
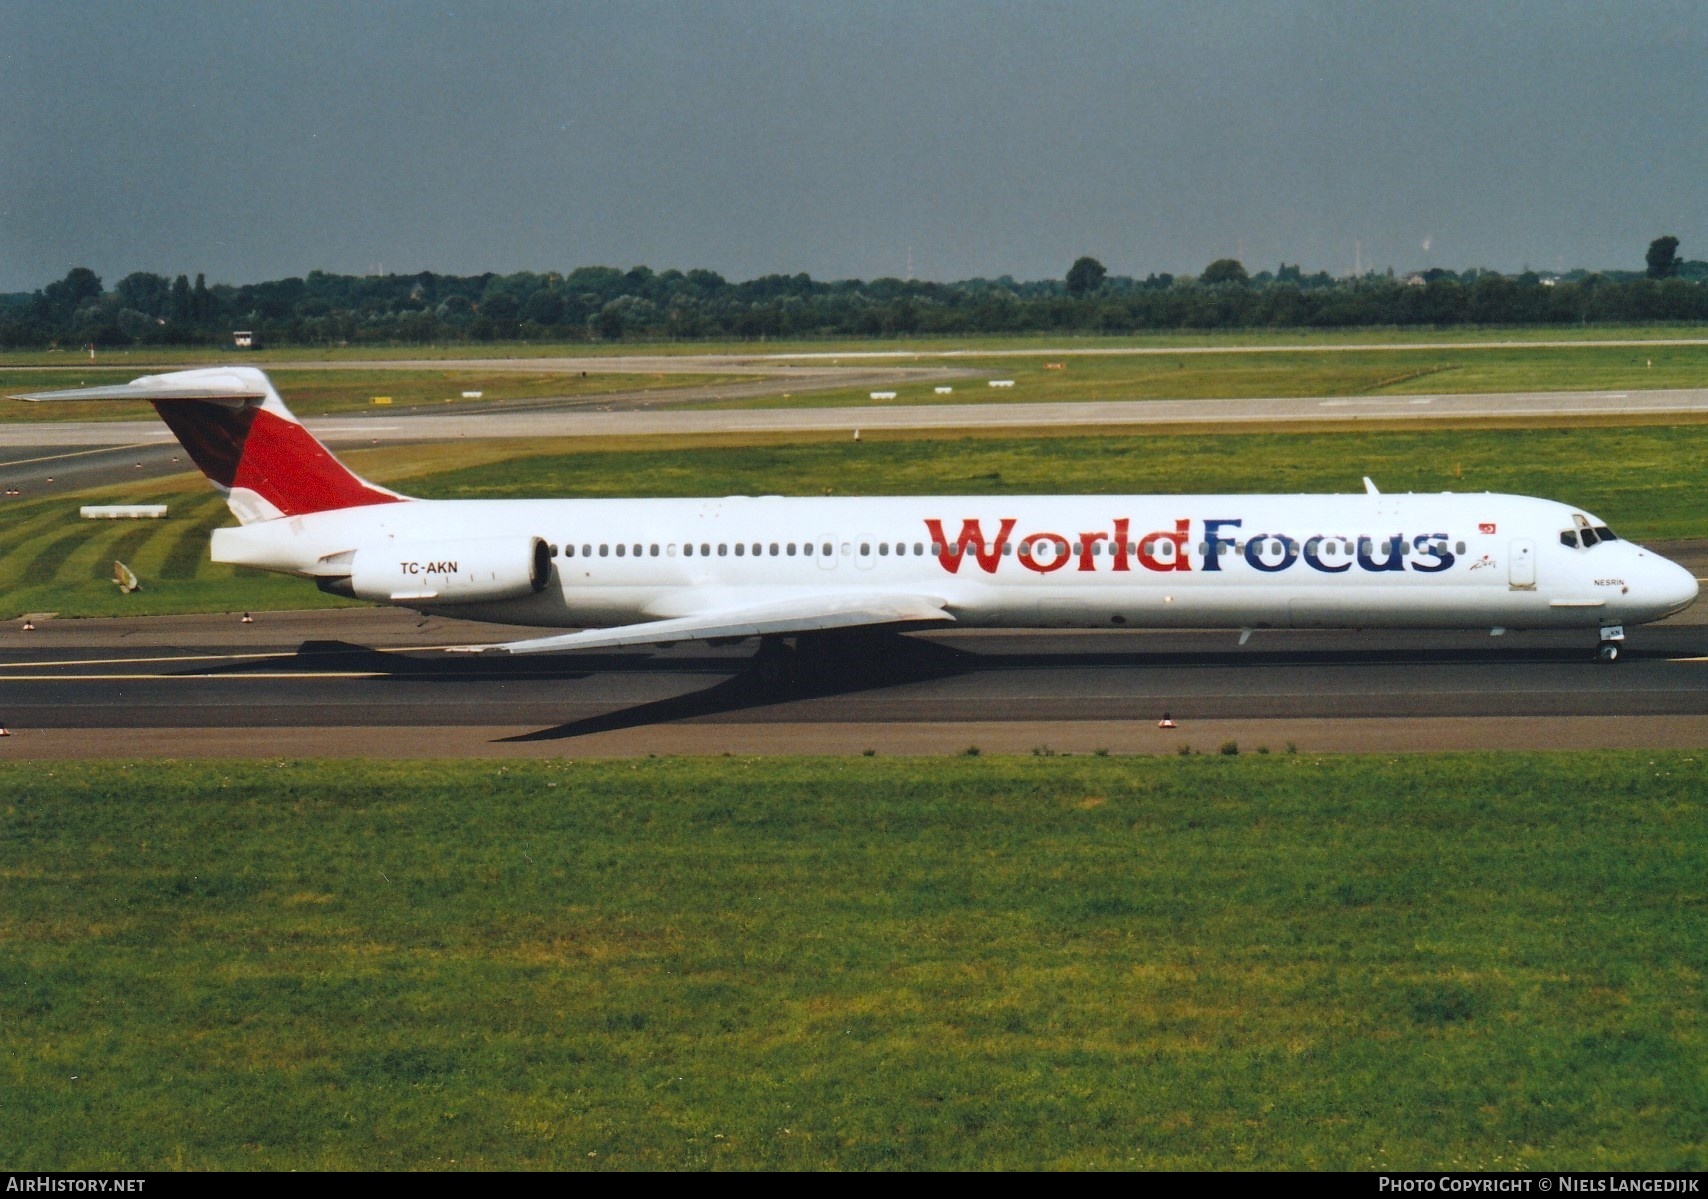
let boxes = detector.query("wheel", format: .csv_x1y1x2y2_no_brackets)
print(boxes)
1597,642,1621,663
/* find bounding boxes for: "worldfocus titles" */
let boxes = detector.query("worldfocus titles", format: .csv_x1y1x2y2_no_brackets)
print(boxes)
922,518,1459,576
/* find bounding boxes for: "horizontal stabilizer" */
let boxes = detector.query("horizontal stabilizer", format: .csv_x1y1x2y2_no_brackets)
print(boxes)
451,592,953,655
13,373,267,403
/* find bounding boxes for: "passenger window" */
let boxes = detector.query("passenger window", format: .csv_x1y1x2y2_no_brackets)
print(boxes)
878,543,888,556
1561,531,1579,548
787,543,796,556
684,543,693,557
802,542,813,556
826,543,835,557
718,544,727,556
650,545,659,556
616,544,625,557
667,544,677,557
1455,541,1466,554
702,544,711,556
565,544,576,558
769,543,779,556
583,545,591,557
931,542,944,555
599,545,609,557
1003,544,1013,556
860,542,871,556
735,543,745,556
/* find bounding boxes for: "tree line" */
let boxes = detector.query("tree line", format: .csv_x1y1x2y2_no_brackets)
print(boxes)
3,239,1704,349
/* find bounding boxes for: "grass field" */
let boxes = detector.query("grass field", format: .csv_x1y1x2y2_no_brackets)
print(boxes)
1,754,1702,1169
715,342,1708,409
4,422,1705,619
7,337,1708,422
4,324,1708,369
0,367,754,424
10,348,1694,426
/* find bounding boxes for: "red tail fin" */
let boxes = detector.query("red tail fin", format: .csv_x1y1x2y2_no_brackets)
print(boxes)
16,367,405,523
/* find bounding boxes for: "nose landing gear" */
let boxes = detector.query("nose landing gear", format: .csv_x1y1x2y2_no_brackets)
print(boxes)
1597,623,1625,663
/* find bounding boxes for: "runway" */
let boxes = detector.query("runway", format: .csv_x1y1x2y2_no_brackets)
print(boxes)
4,606,1707,758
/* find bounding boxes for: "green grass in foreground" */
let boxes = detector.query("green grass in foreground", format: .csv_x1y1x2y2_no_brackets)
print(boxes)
4,423,1704,618
1,755,1702,1169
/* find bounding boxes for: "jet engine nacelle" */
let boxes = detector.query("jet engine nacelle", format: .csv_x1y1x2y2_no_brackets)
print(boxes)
342,535,552,603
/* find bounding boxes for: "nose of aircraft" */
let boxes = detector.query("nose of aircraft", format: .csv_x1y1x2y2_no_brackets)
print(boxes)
1643,551,1699,618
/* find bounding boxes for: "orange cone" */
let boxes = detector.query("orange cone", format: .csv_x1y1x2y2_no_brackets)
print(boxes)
1157,713,1177,729
21,620,33,632
0,725,11,737
241,613,254,624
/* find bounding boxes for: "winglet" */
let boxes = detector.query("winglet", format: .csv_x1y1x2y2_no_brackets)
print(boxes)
1363,476,1380,495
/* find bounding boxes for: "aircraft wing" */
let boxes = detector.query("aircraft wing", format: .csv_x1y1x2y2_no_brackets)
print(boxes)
451,592,954,655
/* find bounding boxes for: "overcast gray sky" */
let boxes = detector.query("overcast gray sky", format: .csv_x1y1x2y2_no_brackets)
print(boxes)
1,0,1702,291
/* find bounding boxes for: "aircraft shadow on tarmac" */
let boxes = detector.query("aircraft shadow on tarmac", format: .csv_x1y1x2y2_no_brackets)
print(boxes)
189,632,1679,742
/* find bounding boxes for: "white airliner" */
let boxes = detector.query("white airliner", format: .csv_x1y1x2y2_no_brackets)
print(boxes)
18,367,1697,666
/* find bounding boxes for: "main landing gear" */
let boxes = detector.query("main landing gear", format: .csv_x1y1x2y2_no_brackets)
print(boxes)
1597,623,1626,663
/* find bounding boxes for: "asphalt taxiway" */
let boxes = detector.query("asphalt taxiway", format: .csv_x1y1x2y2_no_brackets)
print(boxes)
4,602,1706,758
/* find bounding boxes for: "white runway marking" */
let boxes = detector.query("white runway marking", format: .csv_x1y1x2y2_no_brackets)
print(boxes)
0,442,164,468
0,645,484,670
0,671,388,681
0,651,298,669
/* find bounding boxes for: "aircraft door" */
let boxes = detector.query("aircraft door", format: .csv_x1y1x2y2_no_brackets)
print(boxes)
1509,539,1536,589
817,534,837,570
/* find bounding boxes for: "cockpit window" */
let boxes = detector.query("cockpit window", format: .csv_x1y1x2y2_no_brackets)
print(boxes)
1560,530,1579,549
1580,528,1599,547
1595,526,1618,542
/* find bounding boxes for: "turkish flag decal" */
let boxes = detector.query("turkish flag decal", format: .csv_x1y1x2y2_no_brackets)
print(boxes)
1479,522,1497,534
